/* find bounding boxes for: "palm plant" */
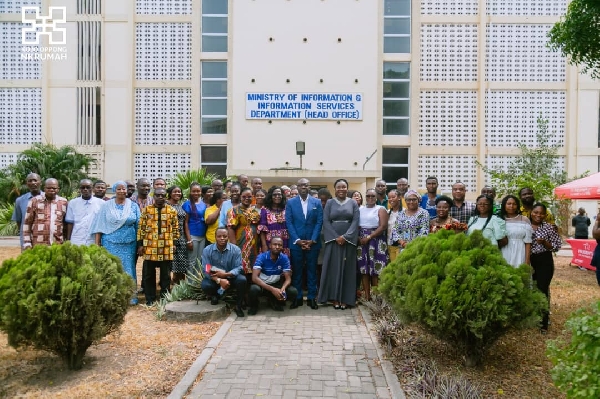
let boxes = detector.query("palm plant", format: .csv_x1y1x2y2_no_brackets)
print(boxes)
7,143,96,198
168,169,220,197
0,202,18,236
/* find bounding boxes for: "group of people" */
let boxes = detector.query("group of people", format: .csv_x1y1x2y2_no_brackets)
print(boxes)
11,172,563,329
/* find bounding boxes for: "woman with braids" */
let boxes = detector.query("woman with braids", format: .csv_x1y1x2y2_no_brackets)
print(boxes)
258,186,289,255
430,195,467,234
466,195,507,247
530,202,561,332
183,183,207,274
499,194,532,268
227,187,261,275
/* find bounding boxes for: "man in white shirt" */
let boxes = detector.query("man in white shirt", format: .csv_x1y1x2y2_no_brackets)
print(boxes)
65,179,105,245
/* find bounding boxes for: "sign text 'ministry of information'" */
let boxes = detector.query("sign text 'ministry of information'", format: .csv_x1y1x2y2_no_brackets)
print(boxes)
246,93,363,121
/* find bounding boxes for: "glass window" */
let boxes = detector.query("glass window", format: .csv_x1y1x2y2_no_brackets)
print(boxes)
202,0,228,15
384,0,410,15
201,146,227,178
202,36,227,52
382,62,410,136
384,0,410,53
202,0,228,52
382,147,409,187
201,61,227,134
202,16,227,33
202,62,227,79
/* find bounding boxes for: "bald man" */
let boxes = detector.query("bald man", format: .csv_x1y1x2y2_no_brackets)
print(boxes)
22,178,68,249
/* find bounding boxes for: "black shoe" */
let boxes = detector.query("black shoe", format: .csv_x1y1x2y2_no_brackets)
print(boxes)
248,307,258,316
290,299,302,309
271,302,284,311
307,299,319,310
235,307,245,317
210,296,219,305
146,300,154,306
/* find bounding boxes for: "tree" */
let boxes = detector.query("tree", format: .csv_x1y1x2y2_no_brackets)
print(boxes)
0,243,133,370
378,230,547,367
0,143,96,201
168,168,220,197
548,0,600,79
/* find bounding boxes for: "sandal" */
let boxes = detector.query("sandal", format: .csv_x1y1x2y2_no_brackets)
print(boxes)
333,302,340,310
340,305,347,310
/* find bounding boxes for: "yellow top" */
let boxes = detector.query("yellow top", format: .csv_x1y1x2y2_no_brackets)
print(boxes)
204,204,220,243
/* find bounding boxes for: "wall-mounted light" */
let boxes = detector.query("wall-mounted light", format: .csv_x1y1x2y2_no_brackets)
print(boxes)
268,120,272,124
251,78,255,83
337,121,341,125
354,162,358,166
269,37,274,42
319,78,323,83
303,38,307,42
250,161,255,165
354,78,359,83
337,38,342,42
286,78,290,83
319,161,323,166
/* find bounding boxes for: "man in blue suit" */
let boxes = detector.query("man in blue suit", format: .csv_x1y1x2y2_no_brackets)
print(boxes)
285,178,323,310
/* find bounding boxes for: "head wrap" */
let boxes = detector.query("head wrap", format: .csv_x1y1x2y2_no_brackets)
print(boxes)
404,190,421,202
112,180,127,193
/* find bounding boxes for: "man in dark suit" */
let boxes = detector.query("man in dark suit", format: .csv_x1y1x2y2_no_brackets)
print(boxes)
285,178,324,310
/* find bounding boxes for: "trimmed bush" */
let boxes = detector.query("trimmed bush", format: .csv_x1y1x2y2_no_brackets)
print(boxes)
0,243,133,370
547,301,600,399
378,229,548,366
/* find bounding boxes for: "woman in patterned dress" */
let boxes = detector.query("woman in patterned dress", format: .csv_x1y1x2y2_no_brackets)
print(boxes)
167,185,190,285
392,190,430,251
357,188,389,301
91,180,141,305
227,187,261,276
258,186,289,255
429,195,467,234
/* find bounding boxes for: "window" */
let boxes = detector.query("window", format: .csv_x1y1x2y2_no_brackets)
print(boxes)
383,62,410,135
202,0,228,52
382,147,409,188
384,0,410,53
201,61,227,134
201,146,227,178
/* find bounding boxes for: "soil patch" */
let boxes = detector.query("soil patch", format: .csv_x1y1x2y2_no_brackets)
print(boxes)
0,247,221,399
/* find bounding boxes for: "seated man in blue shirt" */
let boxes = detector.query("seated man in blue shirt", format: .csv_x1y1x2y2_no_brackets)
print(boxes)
201,227,247,317
248,236,298,315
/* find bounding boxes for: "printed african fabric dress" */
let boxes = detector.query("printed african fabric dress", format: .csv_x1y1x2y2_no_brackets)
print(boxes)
227,205,261,274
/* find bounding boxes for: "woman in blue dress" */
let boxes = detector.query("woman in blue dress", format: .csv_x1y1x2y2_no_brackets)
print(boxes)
91,180,141,304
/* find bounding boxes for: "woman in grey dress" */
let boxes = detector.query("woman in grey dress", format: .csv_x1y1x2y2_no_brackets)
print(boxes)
318,179,360,309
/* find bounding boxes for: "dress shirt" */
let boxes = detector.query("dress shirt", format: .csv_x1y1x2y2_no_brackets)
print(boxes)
201,242,243,278
65,196,104,245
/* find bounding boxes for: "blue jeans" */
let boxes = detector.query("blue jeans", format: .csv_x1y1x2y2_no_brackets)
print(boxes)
290,247,319,301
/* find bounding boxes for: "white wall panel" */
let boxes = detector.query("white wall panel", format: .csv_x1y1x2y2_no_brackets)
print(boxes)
485,90,566,147
136,0,192,14
420,24,478,81
487,0,566,16
419,90,478,146
135,23,192,80
0,153,19,169
421,0,478,15
0,88,42,144
0,23,41,80
134,153,191,181
418,155,478,192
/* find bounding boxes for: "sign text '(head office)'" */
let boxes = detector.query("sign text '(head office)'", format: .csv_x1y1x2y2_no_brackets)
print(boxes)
246,93,363,121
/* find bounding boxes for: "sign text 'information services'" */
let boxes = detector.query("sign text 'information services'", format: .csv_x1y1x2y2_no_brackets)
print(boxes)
246,93,363,121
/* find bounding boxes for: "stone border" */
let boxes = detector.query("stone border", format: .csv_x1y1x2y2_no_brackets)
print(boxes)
358,304,406,399
167,312,238,399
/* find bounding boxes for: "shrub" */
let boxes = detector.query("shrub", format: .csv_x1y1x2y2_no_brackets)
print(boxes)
0,243,133,370
378,229,548,366
547,301,600,399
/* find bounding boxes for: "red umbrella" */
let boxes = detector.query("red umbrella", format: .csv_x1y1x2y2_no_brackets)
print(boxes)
554,172,600,199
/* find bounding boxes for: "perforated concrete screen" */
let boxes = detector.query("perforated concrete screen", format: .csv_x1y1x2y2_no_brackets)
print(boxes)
134,153,191,181
419,90,478,146
79,149,103,178
485,155,566,182
418,155,478,192
486,24,566,82
420,24,478,81
421,0,478,15
0,88,42,144
0,153,19,169
134,88,192,146
485,91,566,147
0,0,40,14
136,0,192,14
135,23,192,80
1,23,40,80
486,0,566,16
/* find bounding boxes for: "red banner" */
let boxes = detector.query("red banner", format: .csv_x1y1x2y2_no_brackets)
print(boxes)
566,239,597,271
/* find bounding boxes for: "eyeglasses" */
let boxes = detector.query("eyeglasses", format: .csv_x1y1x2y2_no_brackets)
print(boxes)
405,198,418,202
154,194,166,198
365,195,376,198
80,186,92,189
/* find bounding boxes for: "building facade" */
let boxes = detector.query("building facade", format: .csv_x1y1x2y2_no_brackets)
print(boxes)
1,0,599,196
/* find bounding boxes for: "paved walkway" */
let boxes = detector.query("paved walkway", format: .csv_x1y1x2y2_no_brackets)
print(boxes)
172,303,403,399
